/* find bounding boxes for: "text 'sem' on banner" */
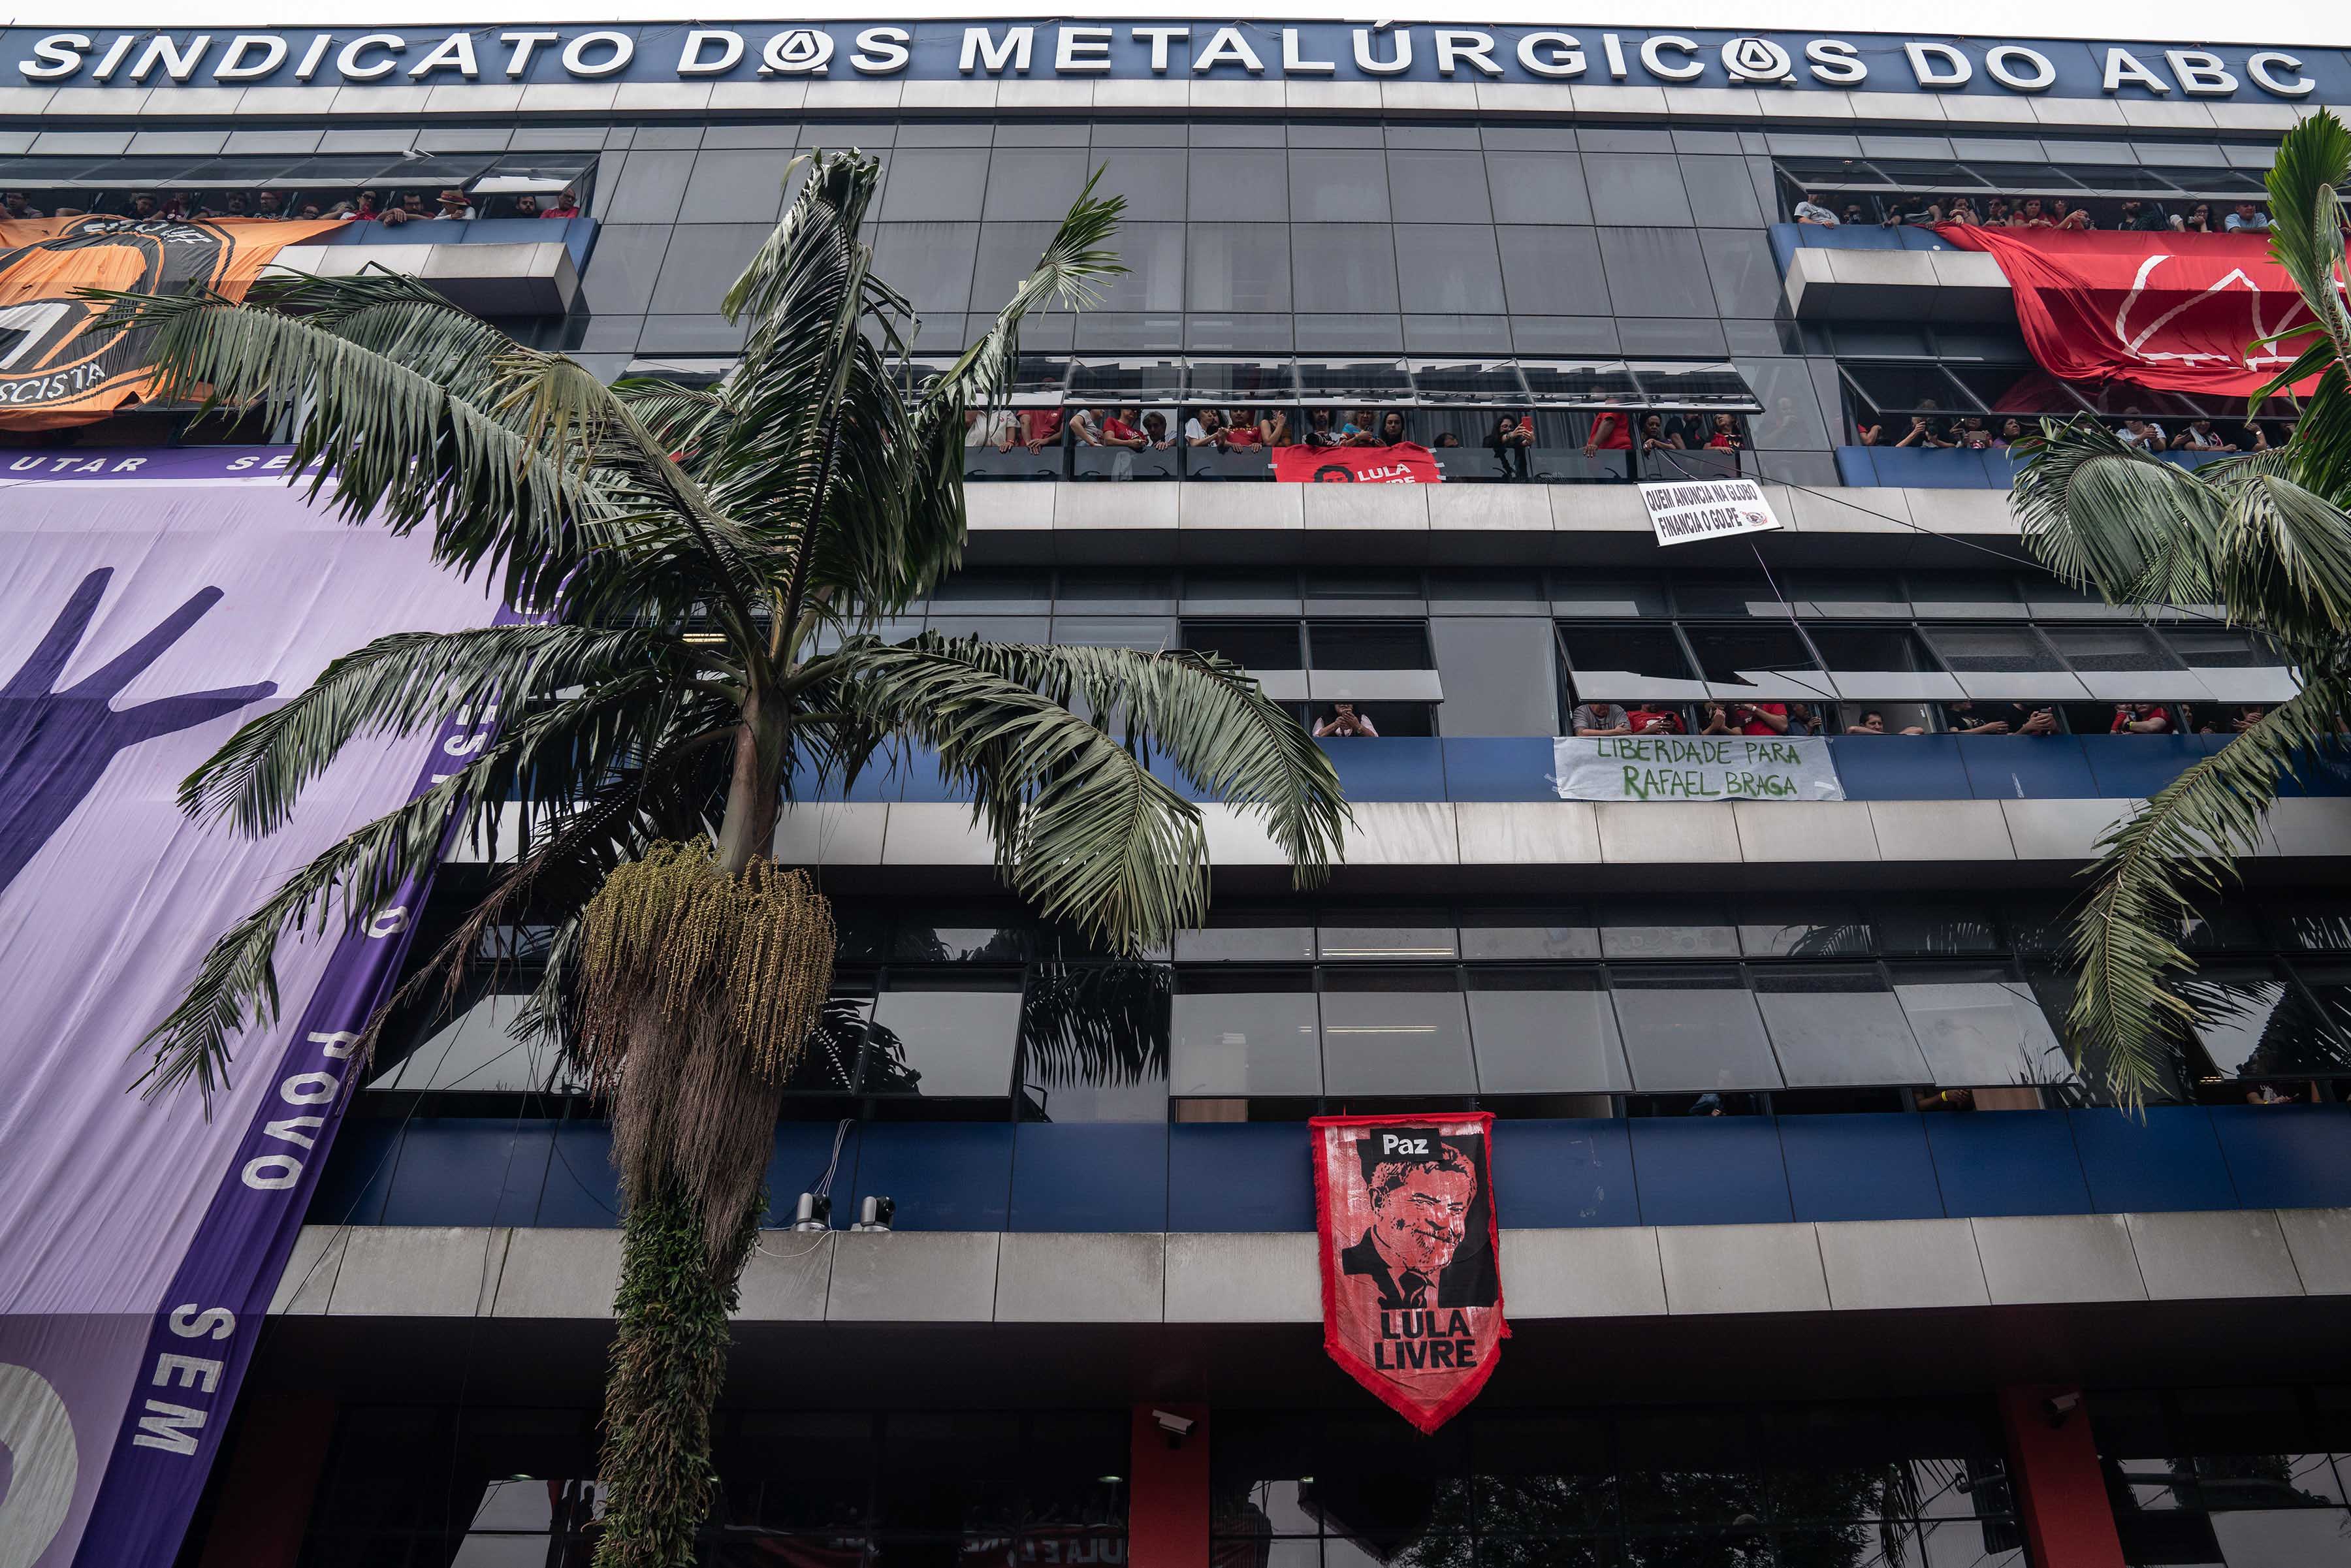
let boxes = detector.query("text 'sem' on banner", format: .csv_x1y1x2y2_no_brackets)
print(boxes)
0,217,341,428
1272,441,1445,484
1553,733,1846,801
1313,1113,1507,1433
1638,476,1782,546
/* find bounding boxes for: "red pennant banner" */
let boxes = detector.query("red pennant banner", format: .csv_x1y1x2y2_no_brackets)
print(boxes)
1934,225,2322,398
1312,1112,1508,1433
1271,441,1444,484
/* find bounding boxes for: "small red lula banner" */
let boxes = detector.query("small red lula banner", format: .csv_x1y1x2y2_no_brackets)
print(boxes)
1311,1112,1508,1433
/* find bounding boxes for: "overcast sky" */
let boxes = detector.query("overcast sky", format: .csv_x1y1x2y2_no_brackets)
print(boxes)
1,2,2341,50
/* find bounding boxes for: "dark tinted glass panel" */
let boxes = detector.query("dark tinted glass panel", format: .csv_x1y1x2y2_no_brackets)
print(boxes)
982,147,1091,220
1388,149,1493,222
1629,361,1756,408
1684,626,1830,701
1459,907,1602,961
880,149,990,220
877,1414,1023,1530
1309,621,1430,669
1187,223,1292,312
1289,148,1392,221
1601,903,1740,960
1558,625,1705,702
1318,912,1457,961
1598,227,1718,317
1584,154,1695,225
1924,627,2064,673
1738,905,1873,959
1496,226,1612,317
2180,964,2351,1080
1393,225,1507,315
1292,223,1401,313
866,977,1023,1097
1891,963,2068,1089
1019,964,1170,1121
1487,152,1595,223
1874,904,2002,956
1181,619,1304,668
1190,149,1289,219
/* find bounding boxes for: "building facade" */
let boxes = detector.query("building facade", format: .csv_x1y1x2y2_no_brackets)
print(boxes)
6,18,2351,1568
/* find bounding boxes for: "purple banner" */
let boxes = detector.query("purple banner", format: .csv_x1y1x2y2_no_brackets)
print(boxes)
0,449,502,1567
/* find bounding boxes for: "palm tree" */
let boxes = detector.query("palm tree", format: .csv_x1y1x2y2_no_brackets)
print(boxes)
121,152,1347,1567
2008,109,2351,1106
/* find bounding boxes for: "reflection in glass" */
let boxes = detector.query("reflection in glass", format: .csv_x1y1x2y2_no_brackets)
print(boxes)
1753,965,1932,1087
1458,907,1601,961
2177,964,2351,1081
1175,912,1316,963
1892,964,2068,1088
1737,904,1872,959
1320,971,1477,1095
1601,904,1740,960
865,979,1023,1097
1610,966,1780,1091
1559,624,1708,703
1317,913,1458,961
1684,626,1832,701
1170,971,1322,1095
1018,963,1171,1122
1467,968,1631,1094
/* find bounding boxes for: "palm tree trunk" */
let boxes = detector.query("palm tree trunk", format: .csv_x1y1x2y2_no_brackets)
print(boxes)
712,692,785,877
594,1177,761,1568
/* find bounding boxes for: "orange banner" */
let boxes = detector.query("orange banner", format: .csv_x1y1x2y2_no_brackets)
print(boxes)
0,216,342,428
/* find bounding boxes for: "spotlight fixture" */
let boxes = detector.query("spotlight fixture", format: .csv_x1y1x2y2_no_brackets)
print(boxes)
852,1194,895,1232
1955,1468,2007,1495
791,1192,831,1232
1151,1409,1195,1448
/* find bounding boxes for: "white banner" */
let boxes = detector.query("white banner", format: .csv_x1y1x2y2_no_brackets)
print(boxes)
1638,477,1783,547
1551,734,1845,802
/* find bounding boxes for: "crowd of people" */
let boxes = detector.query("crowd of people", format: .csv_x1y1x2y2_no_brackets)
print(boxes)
1793,189,2277,234
967,404,1751,478
1855,408,2282,455
0,185,580,224
1567,697,2265,740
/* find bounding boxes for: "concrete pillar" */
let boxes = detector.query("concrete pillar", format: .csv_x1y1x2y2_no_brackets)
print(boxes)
195,1392,336,1568
1128,1402,1209,1568
1999,1384,2126,1568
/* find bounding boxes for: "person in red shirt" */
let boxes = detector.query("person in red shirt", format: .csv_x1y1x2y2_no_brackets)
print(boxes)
1221,407,1264,449
541,187,581,218
1625,703,1684,735
1703,701,1788,735
1021,407,1063,452
2111,703,2173,735
1100,407,1146,449
1584,410,1633,455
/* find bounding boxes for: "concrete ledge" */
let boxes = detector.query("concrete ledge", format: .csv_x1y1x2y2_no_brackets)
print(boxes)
281,1204,2348,1324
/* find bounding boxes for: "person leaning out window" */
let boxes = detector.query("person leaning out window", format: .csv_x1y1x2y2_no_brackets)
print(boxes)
1793,190,1839,225
1314,703,1379,739
1846,710,1927,736
2111,703,2173,735
1487,413,1531,479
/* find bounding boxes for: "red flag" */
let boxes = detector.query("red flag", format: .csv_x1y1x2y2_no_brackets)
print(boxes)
1271,441,1445,484
1936,225,2324,398
1311,1113,1508,1433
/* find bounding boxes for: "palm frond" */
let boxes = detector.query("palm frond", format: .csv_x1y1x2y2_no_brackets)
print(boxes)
2064,679,2351,1105
180,623,686,835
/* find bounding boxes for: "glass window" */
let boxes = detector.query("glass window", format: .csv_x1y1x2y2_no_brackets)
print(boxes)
2045,625,2188,699
1558,624,1707,703
1296,356,1411,404
1291,224,1401,313
1920,626,2087,701
1753,965,1932,1087
1170,969,1322,1095
1583,154,1695,225
1317,912,1458,962
1309,621,1430,670
1052,615,1175,652
1388,149,1493,223
982,147,1092,221
647,223,774,315
2178,964,2351,1080
1522,359,1640,407
1393,226,1507,315
1486,152,1593,223
1288,148,1392,221
866,976,1023,1096
1610,966,1781,1091
1909,574,2026,618
1319,970,1477,1095
1684,626,1833,702
1189,149,1288,220
1181,619,1304,669
1874,904,2002,957
1458,907,1601,961
678,148,795,225
599,148,696,224
1680,157,1765,226
1738,904,1873,959
1187,223,1291,312
1890,963,2070,1087
1090,221,1186,314
1629,361,1757,408
1811,626,1965,703
878,1413,1023,1531
1467,968,1632,1093
1601,903,1740,960
1738,359,1834,452
1019,964,1170,1122
879,149,991,221
1175,910,1315,963
869,222,978,316
1430,618,1561,737
1703,230,1785,320
1495,227,1612,317
1087,147,1186,219
1597,227,1718,317
2267,899,2351,954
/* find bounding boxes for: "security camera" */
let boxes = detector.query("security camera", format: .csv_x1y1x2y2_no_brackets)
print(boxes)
1152,1409,1196,1442
2043,1392,2081,1426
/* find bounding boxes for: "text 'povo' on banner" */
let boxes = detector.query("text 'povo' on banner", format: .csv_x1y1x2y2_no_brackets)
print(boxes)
1638,477,1783,547
1552,734,1845,802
